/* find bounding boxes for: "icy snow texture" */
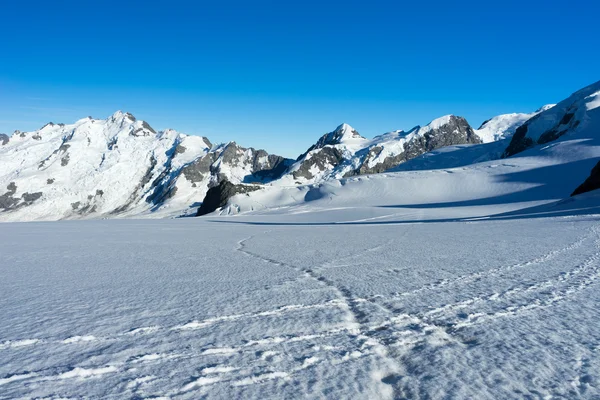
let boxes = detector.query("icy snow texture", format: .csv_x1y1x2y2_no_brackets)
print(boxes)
2,206,600,398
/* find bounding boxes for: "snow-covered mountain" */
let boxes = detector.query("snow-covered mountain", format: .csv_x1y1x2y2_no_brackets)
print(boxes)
209,81,600,216
280,115,482,184
1,80,599,221
0,111,291,221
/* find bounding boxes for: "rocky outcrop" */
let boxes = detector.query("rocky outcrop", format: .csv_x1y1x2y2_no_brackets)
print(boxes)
302,123,364,156
292,147,345,180
178,142,293,188
503,81,600,158
196,179,260,216
0,134,8,145
504,110,578,157
353,147,405,175
347,116,481,177
572,160,600,196
402,116,481,160
0,182,43,211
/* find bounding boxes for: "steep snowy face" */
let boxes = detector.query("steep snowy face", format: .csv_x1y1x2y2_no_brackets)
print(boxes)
0,111,189,220
0,112,289,221
504,80,600,157
284,115,481,183
475,105,555,143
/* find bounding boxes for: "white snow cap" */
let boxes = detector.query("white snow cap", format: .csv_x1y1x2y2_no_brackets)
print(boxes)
334,123,363,140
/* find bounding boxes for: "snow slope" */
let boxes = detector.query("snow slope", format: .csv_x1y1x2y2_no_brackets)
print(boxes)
1,210,600,398
474,105,554,143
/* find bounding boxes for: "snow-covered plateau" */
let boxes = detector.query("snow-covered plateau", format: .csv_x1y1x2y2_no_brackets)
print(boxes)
1,80,600,399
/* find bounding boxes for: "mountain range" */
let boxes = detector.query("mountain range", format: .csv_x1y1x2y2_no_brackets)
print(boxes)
1,80,599,221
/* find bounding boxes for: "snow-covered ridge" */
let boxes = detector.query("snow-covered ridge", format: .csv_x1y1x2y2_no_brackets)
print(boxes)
474,105,554,143
0,112,289,221
2,80,597,222
280,114,482,184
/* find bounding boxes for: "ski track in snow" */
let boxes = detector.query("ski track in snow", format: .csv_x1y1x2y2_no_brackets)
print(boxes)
1,219,600,398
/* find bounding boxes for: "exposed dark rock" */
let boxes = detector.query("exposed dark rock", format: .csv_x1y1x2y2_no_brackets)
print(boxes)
350,116,480,176
180,142,292,186
477,118,492,130
47,178,55,184
0,182,19,210
96,189,104,197
298,125,364,162
196,179,260,216
572,160,600,196
71,201,81,210
251,155,292,182
402,116,480,161
141,121,156,134
538,128,567,145
292,147,344,180
108,137,118,150
354,147,406,175
504,107,580,158
0,134,9,145
182,153,215,184
175,144,187,154
503,124,533,157
61,153,70,166
21,192,42,204
560,112,575,125
32,134,42,140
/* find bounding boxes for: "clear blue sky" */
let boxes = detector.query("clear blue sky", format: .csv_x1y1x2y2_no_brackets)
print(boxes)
1,0,598,158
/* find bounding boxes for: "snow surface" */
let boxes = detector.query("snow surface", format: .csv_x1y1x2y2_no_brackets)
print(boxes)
2,203,600,398
2,82,600,398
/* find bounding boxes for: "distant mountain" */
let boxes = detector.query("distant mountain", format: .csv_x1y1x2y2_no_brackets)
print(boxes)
200,81,600,216
0,111,290,221
279,115,482,184
2,80,598,221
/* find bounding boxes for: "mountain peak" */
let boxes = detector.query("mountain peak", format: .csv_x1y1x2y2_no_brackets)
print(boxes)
314,123,364,148
333,123,362,139
536,104,556,113
110,110,136,122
